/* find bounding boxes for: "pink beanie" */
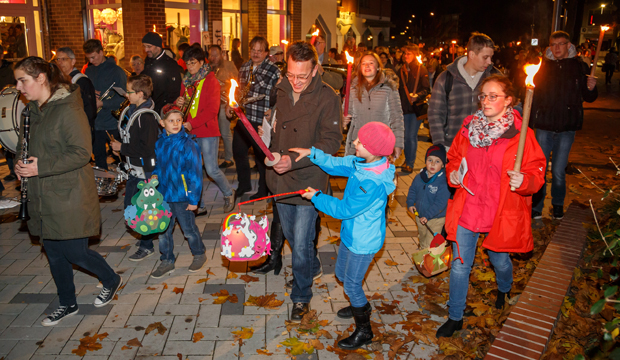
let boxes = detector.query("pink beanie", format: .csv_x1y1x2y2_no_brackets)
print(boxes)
357,122,395,157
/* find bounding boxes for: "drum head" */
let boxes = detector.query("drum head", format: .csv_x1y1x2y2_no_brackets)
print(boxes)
92,166,117,179
0,87,26,154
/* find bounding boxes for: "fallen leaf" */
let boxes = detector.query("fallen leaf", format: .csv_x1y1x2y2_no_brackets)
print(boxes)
192,332,204,343
239,275,259,283
177,353,182,360
71,333,109,356
121,345,131,350
146,287,157,290
172,287,184,294
162,282,168,289
232,327,254,345
366,292,387,301
144,322,167,336
195,278,209,284
211,289,239,304
256,349,273,355
384,259,399,266
126,338,142,348
206,268,215,276
280,337,315,355
326,236,340,244
244,293,284,309
227,272,238,279
376,301,400,315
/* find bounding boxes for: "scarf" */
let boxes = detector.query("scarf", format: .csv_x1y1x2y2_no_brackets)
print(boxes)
468,107,514,148
183,63,211,89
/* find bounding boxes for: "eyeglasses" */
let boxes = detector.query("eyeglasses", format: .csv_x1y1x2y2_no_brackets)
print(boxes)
251,49,266,55
186,60,200,67
478,94,507,102
285,72,312,82
550,42,569,48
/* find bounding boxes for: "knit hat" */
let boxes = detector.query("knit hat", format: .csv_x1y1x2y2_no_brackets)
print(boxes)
358,122,395,157
142,32,163,48
425,144,446,165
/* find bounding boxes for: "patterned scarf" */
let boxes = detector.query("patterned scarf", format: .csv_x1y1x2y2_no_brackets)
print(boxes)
468,107,514,148
183,63,212,89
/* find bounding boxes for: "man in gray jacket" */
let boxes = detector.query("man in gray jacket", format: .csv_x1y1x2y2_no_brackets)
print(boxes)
428,33,498,149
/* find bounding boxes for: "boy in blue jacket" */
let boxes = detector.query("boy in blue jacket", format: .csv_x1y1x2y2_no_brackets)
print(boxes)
150,109,206,278
290,122,396,351
406,145,450,249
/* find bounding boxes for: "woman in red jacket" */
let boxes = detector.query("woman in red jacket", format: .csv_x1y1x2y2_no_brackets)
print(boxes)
176,45,235,214
436,75,546,338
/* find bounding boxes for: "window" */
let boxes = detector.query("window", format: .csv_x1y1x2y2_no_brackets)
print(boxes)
267,0,288,48
165,0,203,57
223,0,241,55
86,0,124,62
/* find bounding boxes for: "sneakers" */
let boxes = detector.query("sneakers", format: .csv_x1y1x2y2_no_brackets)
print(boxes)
285,269,323,290
219,160,234,169
196,207,208,216
151,260,175,278
41,304,79,326
532,210,542,220
128,248,155,262
223,190,236,213
552,205,564,220
188,254,207,272
94,275,123,308
291,302,310,322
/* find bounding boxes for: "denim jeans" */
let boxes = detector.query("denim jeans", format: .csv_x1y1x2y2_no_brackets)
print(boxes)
447,225,513,320
93,129,121,170
218,104,234,162
125,172,155,251
158,202,206,261
276,202,320,303
532,129,576,213
335,243,374,307
43,238,118,307
403,113,422,167
197,136,234,206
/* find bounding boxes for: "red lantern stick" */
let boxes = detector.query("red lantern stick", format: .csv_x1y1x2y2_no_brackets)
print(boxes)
237,189,309,213
228,80,280,166
310,29,320,46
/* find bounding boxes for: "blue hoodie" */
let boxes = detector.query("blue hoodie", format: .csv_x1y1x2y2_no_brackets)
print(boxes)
308,147,396,254
152,130,202,205
406,168,450,220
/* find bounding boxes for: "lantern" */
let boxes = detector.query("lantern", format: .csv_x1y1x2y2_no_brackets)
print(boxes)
221,213,272,261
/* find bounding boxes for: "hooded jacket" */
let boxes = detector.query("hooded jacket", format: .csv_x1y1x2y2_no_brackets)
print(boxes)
85,56,127,131
152,130,202,205
445,110,546,253
17,85,101,239
428,55,499,147
120,98,159,173
406,168,450,220
345,70,404,155
309,148,396,254
530,44,598,132
142,50,183,114
266,72,342,206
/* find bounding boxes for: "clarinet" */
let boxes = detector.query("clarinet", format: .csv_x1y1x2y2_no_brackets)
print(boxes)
18,107,30,221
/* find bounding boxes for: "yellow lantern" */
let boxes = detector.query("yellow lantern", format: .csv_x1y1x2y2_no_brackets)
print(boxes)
101,8,118,24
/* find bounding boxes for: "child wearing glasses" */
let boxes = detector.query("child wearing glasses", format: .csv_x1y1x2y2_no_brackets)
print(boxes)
436,75,546,338
289,122,396,350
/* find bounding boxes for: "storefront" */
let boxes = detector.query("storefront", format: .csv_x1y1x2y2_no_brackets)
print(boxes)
84,0,124,62
0,0,44,60
164,0,202,57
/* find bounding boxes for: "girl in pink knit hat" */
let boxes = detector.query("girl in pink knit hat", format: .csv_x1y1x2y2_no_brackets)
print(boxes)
290,121,396,350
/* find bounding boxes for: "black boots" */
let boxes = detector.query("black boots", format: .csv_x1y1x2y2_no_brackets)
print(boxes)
495,290,510,309
252,222,283,275
436,319,463,338
337,302,372,319
337,303,374,349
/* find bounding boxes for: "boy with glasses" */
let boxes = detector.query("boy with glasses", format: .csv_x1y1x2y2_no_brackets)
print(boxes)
530,31,598,220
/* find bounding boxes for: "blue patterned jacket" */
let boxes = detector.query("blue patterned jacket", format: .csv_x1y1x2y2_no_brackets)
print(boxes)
152,130,202,205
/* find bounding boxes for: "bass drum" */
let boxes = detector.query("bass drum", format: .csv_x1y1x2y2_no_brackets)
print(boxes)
0,86,27,153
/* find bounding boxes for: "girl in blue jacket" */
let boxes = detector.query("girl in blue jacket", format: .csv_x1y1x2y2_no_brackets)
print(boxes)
290,122,396,350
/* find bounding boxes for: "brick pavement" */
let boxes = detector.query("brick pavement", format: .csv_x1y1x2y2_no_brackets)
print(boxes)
0,131,444,359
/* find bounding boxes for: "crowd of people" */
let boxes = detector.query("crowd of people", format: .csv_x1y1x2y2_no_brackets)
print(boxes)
1,26,603,349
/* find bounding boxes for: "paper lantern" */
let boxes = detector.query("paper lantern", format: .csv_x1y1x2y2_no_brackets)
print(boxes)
101,8,118,25
221,213,271,261
93,9,102,24
123,178,172,236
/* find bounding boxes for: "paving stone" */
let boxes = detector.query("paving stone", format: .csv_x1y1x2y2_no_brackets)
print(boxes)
102,304,135,328
202,223,221,240
34,326,75,355
9,293,57,304
168,315,197,341
0,326,52,340
318,252,337,266
95,246,130,253
6,340,40,360
204,284,244,316
0,339,18,355
195,304,222,328
162,340,215,356
70,315,108,340
10,303,48,327
0,284,26,303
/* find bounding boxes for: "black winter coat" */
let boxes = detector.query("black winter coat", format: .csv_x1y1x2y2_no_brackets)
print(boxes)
530,56,598,132
142,51,182,114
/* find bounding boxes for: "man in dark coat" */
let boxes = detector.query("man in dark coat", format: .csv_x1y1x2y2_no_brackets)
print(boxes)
530,31,598,220
141,32,182,115
266,41,342,322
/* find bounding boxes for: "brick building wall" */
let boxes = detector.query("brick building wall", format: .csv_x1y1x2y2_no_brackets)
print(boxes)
207,0,223,38
123,0,167,68
248,0,267,41
47,0,86,67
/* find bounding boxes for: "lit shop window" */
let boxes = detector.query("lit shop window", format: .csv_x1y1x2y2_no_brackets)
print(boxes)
165,0,202,57
266,0,288,48
87,0,124,62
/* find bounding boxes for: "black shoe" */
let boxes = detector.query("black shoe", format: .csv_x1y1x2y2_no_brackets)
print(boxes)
532,210,542,220
236,187,251,199
495,290,510,309
337,302,371,320
337,303,374,350
249,192,268,201
252,223,284,275
3,174,16,181
41,304,79,326
436,319,463,338
401,165,413,174
219,160,234,169
94,275,123,307
552,205,564,220
291,302,310,322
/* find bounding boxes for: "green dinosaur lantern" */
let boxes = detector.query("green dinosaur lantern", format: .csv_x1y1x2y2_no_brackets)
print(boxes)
124,177,172,235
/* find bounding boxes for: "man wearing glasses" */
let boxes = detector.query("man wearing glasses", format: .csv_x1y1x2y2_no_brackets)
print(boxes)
54,47,97,137
228,36,280,200
266,41,342,322
530,31,597,221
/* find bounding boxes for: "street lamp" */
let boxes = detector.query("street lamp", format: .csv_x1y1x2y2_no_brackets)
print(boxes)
412,15,415,18
601,4,606,14
430,12,434,16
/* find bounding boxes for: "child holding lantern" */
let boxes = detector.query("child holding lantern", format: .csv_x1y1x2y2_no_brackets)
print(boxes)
436,75,546,338
290,122,396,350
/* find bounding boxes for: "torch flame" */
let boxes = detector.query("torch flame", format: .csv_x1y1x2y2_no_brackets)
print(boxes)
524,58,542,87
153,25,156,33
451,40,457,44
601,25,610,31
439,47,443,51
229,79,238,107
345,51,354,64
311,29,320,37
416,55,422,64
281,40,289,45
